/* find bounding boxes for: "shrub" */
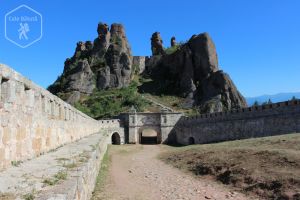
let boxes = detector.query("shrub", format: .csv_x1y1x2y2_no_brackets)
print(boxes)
74,81,149,119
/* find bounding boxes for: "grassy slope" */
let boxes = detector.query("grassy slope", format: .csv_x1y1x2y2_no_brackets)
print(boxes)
74,80,157,119
74,74,199,119
159,133,300,200
137,75,199,115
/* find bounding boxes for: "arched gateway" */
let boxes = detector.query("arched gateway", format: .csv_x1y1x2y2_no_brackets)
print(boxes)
123,109,182,144
140,128,159,144
111,132,121,145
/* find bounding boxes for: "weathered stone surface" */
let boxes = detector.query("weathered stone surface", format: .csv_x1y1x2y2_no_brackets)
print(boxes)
0,64,101,171
171,36,176,47
65,59,95,94
121,112,182,144
94,22,110,52
103,43,132,89
151,32,165,56
175,100,300,145
0,133,109,200
48,22,133,104
147,32,247,112
198,70,248,113
132,56,146,74
0,64,126,199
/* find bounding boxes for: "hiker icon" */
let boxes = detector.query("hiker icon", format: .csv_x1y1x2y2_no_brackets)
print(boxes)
18,23,30,40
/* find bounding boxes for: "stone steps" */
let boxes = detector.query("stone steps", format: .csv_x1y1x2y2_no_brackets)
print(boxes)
0,133,108,200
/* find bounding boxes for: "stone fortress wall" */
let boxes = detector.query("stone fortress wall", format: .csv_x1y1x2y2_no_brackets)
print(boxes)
175,100,300,145
0,63,300,200
1,62,300,169
0,64,122,171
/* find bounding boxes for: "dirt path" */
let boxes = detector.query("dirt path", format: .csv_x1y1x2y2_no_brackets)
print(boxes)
92,145,255,200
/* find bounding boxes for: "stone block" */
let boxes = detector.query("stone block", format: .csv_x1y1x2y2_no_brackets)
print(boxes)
16,127,26,141
16,142,22,158
2,127,10,145
0,148,4,161
32,138,42,153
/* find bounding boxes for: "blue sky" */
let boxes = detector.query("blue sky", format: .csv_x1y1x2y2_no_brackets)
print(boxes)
0,0,299,97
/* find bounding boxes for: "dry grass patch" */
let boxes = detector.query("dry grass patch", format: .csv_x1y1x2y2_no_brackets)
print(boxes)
160,133,300,200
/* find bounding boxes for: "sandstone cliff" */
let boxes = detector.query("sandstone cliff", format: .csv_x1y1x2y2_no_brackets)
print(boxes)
48,23,133,104
145,32,247,112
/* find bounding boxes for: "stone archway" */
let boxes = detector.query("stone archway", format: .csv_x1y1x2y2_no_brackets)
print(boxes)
140,128,159,144
111,132,121,145
188,137,195,145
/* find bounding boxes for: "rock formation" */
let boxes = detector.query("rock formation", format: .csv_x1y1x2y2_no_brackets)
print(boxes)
49,22,246,113
171,36,176,47
151,32,165,56
132,56,146,74
146,32,247,112
48,22,133,104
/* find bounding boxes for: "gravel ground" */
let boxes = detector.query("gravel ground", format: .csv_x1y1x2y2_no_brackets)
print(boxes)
92,145,256,200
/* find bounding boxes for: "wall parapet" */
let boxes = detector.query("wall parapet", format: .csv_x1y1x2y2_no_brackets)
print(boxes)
0,64,101,170
175,100,300,145
180,100,300,124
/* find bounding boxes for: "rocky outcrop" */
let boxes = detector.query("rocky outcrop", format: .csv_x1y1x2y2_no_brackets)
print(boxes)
48,22,133,104
146,32,247,112
171,36,176,47
151,32,165,56
49,23,246,113
132,56,146,74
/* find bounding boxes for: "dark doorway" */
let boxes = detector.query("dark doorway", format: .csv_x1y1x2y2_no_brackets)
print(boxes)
188,137,195,145
112,132,121,145
140,129,158,144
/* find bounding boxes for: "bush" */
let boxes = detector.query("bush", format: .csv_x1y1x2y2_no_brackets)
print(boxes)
74,81,149,119
165,45,179,55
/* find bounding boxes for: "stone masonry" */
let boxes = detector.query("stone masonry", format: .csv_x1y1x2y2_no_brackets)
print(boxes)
0,64,123,171
175,101,300,145
1,63,300,199
121,110,182,144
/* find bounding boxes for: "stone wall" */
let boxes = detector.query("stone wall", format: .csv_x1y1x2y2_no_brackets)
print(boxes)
0,64,102,171
175,100,300,145
99,119,125,144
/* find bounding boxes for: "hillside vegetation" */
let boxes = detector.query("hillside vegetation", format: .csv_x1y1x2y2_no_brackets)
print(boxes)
74,81,149,119
160,133,300,200
73,75,199,119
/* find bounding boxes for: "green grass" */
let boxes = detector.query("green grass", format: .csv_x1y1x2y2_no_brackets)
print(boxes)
22,193,35,200
62,162,78,169
91,146,110,199
54,170,67,180
74,81,150,119
11,160,22,167
55,157,69,162
43,170,67,186
165,45,180,55
55,71,200,119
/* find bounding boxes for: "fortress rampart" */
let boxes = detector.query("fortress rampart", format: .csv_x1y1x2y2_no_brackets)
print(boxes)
175,100,300,145
0,64,102,170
